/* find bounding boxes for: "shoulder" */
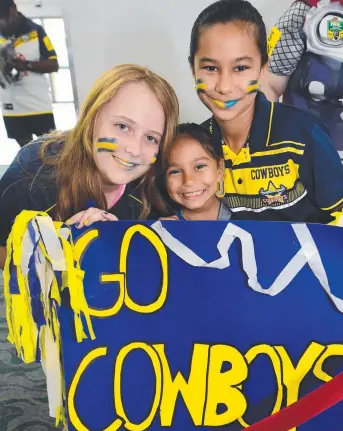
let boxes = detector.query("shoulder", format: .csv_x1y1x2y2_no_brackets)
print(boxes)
271,100,330,144
0,138,61,195
200,118,211,131
26,17,43,32
14,138,60,169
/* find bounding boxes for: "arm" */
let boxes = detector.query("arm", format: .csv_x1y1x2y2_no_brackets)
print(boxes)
263,1,310,101
36,25,59,73
14,58,59,74
261,71,290,102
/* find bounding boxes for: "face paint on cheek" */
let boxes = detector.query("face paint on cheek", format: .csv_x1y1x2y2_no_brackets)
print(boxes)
246,80,260,94
151,153,158,164
195,77,240,110
96,137,118,153
195,78,207,94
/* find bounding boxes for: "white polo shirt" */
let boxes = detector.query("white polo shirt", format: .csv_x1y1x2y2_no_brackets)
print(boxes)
0,13,57,116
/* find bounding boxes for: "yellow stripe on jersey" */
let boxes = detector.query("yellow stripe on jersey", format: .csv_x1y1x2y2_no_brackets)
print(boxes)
3,111,53,117
43,36,55,52
269,141,306,147
128,194,143,205
252,147,304,158
14,31,38,48
321,197,343,211
265,102,274,146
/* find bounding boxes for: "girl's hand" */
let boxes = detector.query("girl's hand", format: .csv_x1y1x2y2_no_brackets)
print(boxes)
66,208,118,229
159,215,179,221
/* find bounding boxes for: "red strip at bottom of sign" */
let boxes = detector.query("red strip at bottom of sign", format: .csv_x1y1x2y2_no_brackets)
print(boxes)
246,371,343,431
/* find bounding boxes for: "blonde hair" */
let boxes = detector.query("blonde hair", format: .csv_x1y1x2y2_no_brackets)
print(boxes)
42,64,179,220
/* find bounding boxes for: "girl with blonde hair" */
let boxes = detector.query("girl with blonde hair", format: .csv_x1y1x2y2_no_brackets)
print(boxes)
0,64,179,268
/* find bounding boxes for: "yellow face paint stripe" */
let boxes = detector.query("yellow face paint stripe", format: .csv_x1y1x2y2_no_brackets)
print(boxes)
195,82,207,92
97,142,118,151
247,83,259,93
212,99,226,108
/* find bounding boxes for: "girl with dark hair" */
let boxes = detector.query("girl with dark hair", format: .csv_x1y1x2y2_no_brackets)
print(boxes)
156,123,231,221
186,0,343,225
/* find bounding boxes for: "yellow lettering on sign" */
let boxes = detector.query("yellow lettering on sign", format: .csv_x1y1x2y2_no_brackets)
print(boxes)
239,344,283,428
68,346,123,431
155,344,209,426
114,342,162,431
204,345,248,426
275,342,326,431
314,344,343,382
119,224,169,314
74,225,169,317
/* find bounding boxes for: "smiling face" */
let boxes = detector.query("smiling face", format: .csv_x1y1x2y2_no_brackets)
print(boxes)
193,21,267,122
94,81,165,186
166,136,223,212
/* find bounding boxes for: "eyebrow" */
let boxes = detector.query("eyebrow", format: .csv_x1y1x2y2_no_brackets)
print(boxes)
112,115,163,137
199,57,218,64
234,56,253,62
199,55,253,64
168,156,210,167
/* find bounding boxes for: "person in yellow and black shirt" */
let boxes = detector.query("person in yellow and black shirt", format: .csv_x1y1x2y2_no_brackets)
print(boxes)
0,0,59,147
189,0,343,225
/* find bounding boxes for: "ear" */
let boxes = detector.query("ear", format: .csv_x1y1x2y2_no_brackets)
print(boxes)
259,60,269,81
217,158,224,180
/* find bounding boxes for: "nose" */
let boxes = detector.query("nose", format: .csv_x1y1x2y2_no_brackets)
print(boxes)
182,171,195,186
124,137,141,158
216,71,234,95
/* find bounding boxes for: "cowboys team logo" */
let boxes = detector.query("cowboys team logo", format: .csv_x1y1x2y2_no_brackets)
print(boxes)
328,16,343,41
259,181,288,205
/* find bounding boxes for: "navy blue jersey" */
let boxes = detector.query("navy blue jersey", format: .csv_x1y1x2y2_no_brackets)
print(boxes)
202,92,343,223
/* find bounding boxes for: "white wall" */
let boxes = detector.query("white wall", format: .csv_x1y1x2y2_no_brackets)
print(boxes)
63,0,294,123
15,0,62,17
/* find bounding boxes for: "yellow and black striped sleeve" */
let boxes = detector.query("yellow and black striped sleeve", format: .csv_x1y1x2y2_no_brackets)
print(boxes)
37,25,57,61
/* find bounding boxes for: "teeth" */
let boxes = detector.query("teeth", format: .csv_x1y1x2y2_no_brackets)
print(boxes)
113,156,136,168
183,190,204,197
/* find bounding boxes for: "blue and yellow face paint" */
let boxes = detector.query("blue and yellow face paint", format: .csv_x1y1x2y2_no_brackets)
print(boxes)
195,78,259,110
246,80,260,94
195,79,207,94
96,137,118,152
211,99,240,109
196,78,240,109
